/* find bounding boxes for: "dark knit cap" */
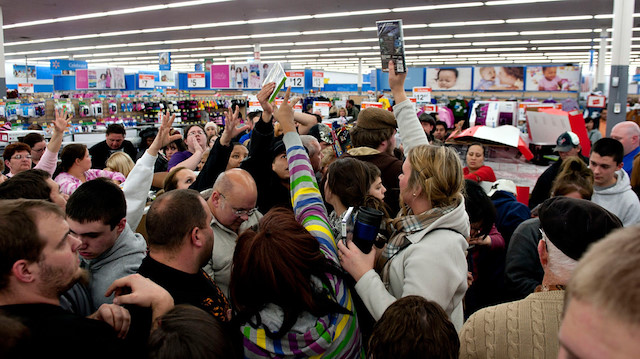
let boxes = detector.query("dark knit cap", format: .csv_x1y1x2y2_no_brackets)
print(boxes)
270,139,286,162
539,197,623,261
419,113,436,126
356,107,397,130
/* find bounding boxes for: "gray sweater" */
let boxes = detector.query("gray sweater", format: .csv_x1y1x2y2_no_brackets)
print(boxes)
592,170,640,226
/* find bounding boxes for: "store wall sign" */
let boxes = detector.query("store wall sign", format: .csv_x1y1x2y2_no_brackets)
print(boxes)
187,73,206,88
18,83,34,94
285,71,305,88
413,87,432,103
138,74,155,89
210,65,230,88
275,98,303,112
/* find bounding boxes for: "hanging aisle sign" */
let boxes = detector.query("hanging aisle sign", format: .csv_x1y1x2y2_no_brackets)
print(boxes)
18,83,34,94
138,74,155,88
159,52,171,70
285,71,304,87
312,71,324,88
247,95,262,112
587,95,606,108
187,73,206,88
413,87,432,104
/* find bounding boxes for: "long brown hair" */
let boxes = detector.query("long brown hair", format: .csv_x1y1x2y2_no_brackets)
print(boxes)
230,207,351,338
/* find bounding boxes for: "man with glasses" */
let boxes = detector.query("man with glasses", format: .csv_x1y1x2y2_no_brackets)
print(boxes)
3,109,70,178
459,197,622,359
203,168,261,298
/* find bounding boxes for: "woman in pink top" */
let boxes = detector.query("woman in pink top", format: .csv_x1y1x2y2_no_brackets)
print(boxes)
54,143,126,195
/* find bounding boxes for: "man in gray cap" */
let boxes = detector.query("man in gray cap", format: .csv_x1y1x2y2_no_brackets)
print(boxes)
459,197,622,359
529,131,588,209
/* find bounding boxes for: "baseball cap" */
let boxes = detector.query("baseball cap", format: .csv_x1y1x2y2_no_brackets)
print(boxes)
553,131,580,152
486,179,517,197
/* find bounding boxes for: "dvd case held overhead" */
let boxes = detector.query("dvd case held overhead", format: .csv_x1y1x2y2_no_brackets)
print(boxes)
377,19,407,73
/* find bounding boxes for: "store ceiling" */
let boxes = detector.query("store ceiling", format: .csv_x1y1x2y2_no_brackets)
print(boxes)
0,0,637,73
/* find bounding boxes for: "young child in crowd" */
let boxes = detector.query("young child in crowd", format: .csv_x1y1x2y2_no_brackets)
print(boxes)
477,67,496,90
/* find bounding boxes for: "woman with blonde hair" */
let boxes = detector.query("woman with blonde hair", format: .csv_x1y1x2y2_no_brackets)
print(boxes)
105,152,135,178
338,61,470,331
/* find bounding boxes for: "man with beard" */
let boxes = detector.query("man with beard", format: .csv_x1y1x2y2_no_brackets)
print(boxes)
0,199,172,357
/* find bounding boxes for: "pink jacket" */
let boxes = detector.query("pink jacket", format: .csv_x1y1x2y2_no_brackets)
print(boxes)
55,169,126,195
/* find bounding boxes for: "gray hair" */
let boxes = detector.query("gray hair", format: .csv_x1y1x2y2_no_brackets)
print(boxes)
300,135,320,157
544,233,578,281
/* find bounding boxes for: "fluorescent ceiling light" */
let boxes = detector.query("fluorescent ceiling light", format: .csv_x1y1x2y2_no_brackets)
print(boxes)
392,2,483,12
420,42,472,48
485,47,528,52
404,24,429,29
530,38,593,44
248,15,312,24
405,35,454,40
473,40,529,45
507,15,593,23
485,0,565,5
520,29,594,35
290,48,329,53
2,0,232,29
440,48,485,53
313,9,390,18
430,20,505,27
537,46,592,50
454,32,519,38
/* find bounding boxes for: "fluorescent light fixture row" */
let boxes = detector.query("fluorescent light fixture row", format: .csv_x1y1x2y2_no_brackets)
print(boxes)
507,15,593,23
455,32,519,38
392,2,484,12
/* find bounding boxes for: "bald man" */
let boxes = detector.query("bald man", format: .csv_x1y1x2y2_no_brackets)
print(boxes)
610,121,640,176
203,168,261,297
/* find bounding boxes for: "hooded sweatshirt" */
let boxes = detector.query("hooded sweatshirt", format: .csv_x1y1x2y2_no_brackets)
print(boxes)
592,169,640,226
81,225,147,312
239,132,362,358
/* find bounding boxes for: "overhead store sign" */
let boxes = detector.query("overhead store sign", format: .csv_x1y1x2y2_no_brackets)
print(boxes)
50,59,87,71
138,74,155,88
187,73,206,88
275,98,303,112
285,71,304,88
247,95,262,112
312,71,324,88
159,52,171,71
76,68,125,89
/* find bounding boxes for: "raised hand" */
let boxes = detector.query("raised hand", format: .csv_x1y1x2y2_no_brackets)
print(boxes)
53,107,72,134
388,60,408,103
149,111,182,154
257,82,277,121
221,105,250,146
272,87,300,134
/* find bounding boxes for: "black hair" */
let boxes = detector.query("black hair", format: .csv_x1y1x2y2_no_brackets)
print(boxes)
106,123,126,136
66,177,126,229
463,179,496,237
591,138,623,164
435,120,448,130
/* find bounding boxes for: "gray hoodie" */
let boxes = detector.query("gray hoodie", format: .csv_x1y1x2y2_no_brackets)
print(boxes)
81,225,147,311
592,169,640,226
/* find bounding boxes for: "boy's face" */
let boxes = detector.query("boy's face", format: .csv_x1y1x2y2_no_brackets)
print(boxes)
437,70,457,89
589,152,622,187
543,67,557,80
434,125,447,140
481,68,495,81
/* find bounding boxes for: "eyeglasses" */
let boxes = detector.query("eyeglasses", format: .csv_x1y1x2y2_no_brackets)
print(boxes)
187,130,205,137
32,147,46,153
12,154,32,160
219,193,257,217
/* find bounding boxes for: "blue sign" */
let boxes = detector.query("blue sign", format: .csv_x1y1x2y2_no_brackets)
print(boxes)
195,63,204,71
50,59,88,72
633,74,640,82
159,52,171,70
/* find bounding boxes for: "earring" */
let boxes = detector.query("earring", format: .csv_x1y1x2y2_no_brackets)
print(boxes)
412,193,416,197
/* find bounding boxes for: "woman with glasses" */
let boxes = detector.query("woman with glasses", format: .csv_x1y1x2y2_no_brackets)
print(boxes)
231,88,363,357
167,124,207,171
54,143,126,196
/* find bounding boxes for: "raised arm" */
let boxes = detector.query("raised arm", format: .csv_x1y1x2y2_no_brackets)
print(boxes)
190,106,249,191
123,112,181,229
277,88,339,262
388,61,429,153
170,135,204,170
293,112,316,135
35,108,71,176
